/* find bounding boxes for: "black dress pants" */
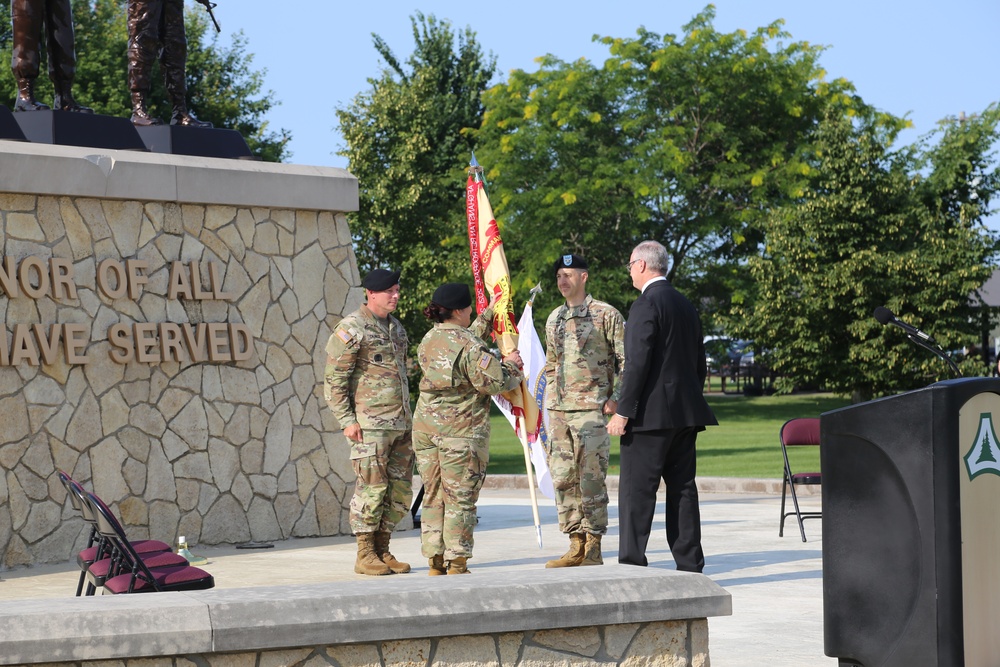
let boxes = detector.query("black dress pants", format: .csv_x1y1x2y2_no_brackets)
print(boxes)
618,426,705,572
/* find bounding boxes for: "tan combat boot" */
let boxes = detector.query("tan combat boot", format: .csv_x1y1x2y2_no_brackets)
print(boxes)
447,556,470,574
581,533,604,566
374,531,410,574
545,532,586,568
354,533,391,576
428,554,447,576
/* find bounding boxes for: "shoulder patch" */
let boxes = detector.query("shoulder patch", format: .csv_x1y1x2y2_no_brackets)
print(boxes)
478,352,493,370
336,329,353,344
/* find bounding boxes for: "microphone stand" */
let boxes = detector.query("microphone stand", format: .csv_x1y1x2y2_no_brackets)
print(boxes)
904,333,963,378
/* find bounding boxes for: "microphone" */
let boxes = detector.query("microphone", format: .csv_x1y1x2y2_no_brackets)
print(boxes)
872,306,937,344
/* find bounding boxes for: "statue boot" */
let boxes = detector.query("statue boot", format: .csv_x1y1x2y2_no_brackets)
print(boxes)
163,63,212,128
130,91,163,126
428,554,447,576
580,533,604,566
14,78,50,112
446,556,470,575
354,532,391,576
545,532,586,568
374,531,410,574
53,82,93,114
170,104,213,128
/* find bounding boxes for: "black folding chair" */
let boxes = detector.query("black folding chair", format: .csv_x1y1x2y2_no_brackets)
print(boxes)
57,471,100,596
85,492,214,594
779,417,822,542
58,471,174,595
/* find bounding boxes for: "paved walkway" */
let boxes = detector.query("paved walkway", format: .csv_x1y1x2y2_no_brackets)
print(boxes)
0,484,831,667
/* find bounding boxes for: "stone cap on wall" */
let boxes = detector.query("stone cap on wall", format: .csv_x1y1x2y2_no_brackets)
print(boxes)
0,567,731,664
0,142,358,213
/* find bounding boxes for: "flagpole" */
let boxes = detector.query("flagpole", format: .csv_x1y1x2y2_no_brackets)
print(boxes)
518,422,543,549
519,283,544,548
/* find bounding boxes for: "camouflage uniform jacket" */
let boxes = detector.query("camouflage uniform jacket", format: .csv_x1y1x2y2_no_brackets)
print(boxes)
414,308,523,440
324,305,411,431
544,294,625,411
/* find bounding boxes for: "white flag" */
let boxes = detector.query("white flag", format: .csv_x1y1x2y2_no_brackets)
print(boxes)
493,302,555,499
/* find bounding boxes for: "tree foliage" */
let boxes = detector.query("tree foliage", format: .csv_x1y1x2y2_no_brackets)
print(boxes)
337,13,497,341
733,106,1000,399
0,0,290,161
474,5,856,319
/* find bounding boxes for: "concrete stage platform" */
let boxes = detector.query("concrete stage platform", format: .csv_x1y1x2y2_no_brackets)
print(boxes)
0,484,829,666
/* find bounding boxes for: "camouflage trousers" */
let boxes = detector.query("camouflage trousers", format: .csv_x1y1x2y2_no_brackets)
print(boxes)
547,409,610,535
413,431,489,560
349,429,414,535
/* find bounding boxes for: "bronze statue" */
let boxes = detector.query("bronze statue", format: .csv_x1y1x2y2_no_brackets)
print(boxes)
127,0,211,127
10,0,92,112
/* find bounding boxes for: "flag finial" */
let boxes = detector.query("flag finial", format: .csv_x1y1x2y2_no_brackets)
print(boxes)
527,283,542,307
469,152,484,180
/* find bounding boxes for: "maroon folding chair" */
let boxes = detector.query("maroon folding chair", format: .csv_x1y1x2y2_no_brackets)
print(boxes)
81,489,188,593
86,492,214,594
58,471,173,596
779,417,822,542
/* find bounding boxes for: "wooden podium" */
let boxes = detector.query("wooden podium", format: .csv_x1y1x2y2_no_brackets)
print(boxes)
821,378,1000,667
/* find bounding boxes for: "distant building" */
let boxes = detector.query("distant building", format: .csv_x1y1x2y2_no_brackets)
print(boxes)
974,269,1000,367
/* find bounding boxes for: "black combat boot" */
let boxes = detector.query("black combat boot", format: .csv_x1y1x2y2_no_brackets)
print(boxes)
130,91,163,126
53,82,93,113
170,104,213,128
14,78,49,112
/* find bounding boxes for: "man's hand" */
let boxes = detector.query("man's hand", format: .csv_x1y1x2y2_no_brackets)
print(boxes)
344,423,363,443
606,414,628,436
602,399,618,416
504,349,524,369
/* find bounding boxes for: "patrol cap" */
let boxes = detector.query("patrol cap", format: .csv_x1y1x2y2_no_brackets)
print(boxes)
362,268,401,291
554,253,588,274
431,283,472,310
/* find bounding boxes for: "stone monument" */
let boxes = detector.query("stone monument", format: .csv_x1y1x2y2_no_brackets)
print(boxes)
0,141,362,568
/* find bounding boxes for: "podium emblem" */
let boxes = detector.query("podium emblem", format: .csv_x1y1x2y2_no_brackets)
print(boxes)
964,412,1000,480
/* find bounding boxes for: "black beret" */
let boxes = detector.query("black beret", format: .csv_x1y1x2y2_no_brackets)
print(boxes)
362,269,400,291
432,283,472,310
554,253,588,274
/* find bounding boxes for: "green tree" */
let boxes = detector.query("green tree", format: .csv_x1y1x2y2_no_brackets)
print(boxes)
0,0,290,162
337,13,497,342
474,5,856,319
734,105,1000,400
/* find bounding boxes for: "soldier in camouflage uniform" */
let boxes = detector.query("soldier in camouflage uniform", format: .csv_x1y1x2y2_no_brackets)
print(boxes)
324,268,413,576
543,254,625,568
413,283,523,575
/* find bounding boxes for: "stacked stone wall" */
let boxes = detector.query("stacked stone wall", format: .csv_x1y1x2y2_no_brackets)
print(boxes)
0,192,359,568
3,620,710,666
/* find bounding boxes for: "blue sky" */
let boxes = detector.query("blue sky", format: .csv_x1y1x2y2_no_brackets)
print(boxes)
226,0,997,172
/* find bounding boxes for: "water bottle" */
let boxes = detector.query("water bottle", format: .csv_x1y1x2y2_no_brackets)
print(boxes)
177,535,208,566
177,535,194,561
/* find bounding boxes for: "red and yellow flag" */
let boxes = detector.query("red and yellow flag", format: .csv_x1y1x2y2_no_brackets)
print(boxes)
466,170,541,441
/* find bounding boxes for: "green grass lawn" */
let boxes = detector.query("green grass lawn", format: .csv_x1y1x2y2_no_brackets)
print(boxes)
486,393,851,478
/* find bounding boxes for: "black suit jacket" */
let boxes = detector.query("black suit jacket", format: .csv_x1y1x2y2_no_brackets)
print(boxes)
618,279,717,431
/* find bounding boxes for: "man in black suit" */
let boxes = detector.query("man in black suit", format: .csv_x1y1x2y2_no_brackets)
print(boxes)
607,240,717,572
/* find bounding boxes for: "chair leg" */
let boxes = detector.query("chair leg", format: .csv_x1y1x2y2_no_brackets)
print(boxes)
788,482,808,542
779,475,789,537
75,569,87,597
